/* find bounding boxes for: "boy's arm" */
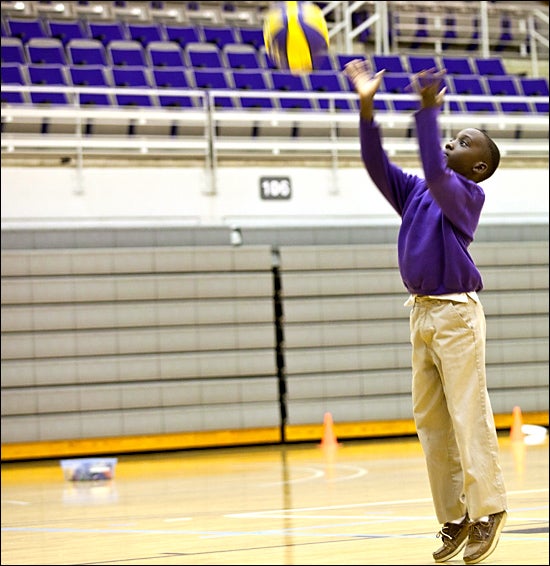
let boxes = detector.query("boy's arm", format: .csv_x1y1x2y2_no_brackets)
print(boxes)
344,59,414,215
410,69,449,182
412,70,484,236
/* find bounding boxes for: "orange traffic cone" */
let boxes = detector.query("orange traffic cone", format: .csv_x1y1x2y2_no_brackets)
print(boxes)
320,412,340,449
511,436,526,482
510,405,524,442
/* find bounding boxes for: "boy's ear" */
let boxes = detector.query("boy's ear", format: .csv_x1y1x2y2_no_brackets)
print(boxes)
473,161,488,174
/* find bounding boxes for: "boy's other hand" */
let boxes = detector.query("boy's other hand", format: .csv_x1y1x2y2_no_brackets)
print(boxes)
410,68,447,108
344,59,385,101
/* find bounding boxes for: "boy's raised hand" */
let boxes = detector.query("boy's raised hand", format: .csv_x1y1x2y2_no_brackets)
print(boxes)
409,68,448,108
344,59,385,101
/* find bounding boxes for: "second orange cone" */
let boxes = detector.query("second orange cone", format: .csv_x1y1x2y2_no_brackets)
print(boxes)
321,411,340,448
510,405,524,442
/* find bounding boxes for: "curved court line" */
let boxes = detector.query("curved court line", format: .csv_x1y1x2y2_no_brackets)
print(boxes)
261,463,368,486
261,466,325,486
324,464,369,482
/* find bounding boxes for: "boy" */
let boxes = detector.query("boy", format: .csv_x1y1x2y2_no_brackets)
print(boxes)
343,59,508,564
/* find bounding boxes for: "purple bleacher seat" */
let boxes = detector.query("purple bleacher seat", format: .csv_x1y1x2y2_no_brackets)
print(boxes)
519,77,549,113
441,56,474,76
407,55,440,74
230,69,275,109
372,54,405,73
442,16,457,51
112,65,155,107
202,25,239,50
164,24,202,48
147,41,185,67
486,77,530,113
410,15,429,49
474,58,507,76
67,38,108,66
495,15,514,52
6,18,47,43
191,68,236,108
308,71,356,112
238,27,264,50
223,44,261,70
127,22,166,47
28,63,71,105
334,53,366,72
270,70,315,110
46,20,88,46
467,17,480,52
185,42,224,68
1,62,28,104
450,75,496,113
152,67,196,108
69,64,113,106
108,40,148,67
26,37,67,65
87,20,128,46
1,36,26,64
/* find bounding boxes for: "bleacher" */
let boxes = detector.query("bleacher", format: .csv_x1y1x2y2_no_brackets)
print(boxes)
1,0,548,163
1,229,548,458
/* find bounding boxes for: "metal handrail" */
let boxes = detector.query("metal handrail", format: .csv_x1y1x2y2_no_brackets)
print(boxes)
2,84,548,165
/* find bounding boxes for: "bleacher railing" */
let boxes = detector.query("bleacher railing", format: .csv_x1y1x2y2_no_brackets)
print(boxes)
326,1,549,71
2,84,548,192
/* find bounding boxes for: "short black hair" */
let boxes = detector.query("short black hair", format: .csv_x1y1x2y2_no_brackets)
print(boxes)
477,129,500,181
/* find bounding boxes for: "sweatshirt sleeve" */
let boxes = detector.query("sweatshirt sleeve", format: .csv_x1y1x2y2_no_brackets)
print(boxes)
359,117,417,217
414,107,485,238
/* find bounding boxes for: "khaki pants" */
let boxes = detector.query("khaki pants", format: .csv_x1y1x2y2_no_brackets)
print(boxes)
409,295,508,523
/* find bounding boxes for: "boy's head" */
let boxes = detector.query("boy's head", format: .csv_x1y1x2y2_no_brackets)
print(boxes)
444,128,500,183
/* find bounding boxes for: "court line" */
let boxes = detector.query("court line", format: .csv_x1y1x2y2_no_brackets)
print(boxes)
261,463,369,486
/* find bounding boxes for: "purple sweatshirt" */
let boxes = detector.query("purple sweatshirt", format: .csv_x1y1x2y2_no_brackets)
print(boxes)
360,106,485,295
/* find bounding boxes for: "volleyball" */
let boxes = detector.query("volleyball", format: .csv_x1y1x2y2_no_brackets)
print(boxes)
263,1,330,73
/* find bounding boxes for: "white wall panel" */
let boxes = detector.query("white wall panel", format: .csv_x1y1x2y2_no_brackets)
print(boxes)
2,166,548,226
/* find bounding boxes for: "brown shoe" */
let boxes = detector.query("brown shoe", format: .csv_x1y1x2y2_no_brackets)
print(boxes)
432,514,470,563
463,510,507,564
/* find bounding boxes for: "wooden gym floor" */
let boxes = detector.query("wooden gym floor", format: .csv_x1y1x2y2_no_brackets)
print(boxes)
1,433,548,565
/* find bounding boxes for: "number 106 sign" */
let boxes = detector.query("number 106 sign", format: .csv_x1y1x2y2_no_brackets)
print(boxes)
260,177,292,200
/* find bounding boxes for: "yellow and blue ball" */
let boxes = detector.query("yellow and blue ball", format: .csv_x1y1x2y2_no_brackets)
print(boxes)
263,1,329,73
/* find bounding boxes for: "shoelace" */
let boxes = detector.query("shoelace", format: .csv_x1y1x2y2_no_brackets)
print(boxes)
437,526,453,541
469,519,491,541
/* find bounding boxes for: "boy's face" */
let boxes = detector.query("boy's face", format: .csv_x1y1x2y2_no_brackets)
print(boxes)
444,128,489,182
